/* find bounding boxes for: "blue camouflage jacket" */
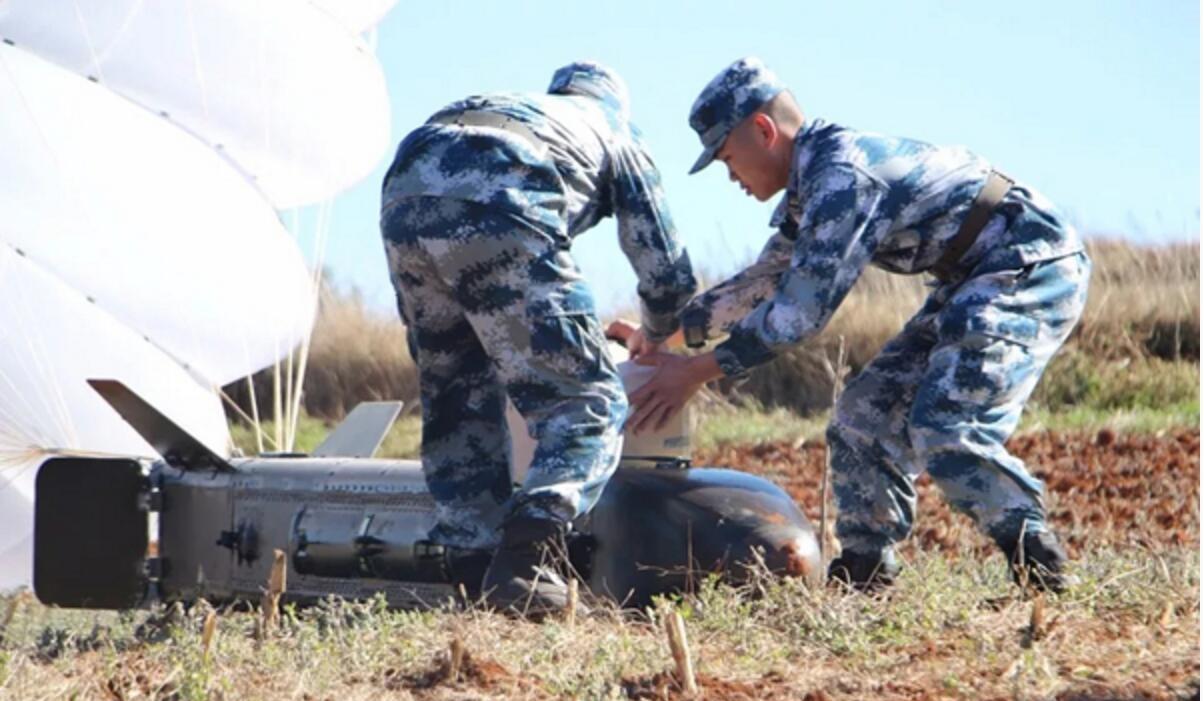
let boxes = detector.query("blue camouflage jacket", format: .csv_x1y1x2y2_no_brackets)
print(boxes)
683,119,1084,376
381,90,696,343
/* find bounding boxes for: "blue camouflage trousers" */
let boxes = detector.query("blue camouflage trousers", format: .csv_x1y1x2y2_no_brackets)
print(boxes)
829,252,1090,555
381,196,627,550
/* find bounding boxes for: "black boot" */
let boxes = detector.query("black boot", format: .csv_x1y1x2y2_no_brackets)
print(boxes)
828,547,900,592
444,547,492,601
998,529,1069,593
481,516,584,620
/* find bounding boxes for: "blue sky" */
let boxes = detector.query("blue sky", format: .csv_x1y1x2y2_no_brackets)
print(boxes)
303,0,1200,314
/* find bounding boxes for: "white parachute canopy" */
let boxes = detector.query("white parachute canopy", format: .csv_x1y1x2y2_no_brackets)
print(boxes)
0,0,391,208
0,0,396,590
0,242,233,591
308,0,398,34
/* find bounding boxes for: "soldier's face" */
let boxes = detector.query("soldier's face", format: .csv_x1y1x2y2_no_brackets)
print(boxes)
716,115,786,201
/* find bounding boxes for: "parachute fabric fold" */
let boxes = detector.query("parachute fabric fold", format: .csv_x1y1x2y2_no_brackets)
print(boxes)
308,0,398,34
0,0,398,592
0,0,391,207
0,43,314,387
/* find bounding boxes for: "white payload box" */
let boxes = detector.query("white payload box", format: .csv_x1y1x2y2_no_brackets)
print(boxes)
505,342,692,484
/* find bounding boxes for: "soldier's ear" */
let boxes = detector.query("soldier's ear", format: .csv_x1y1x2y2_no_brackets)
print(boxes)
751,112,778,149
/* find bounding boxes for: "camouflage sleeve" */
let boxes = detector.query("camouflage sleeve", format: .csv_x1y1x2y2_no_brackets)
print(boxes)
679,230,794,342
610,135,697,344
713,163,888,376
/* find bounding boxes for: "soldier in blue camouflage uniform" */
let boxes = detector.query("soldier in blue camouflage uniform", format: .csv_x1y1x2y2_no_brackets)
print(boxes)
380,62,696,615
626,57,1089,592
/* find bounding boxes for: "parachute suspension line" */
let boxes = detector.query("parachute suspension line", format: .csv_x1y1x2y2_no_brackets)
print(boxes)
1,446,145,490
0,359,58,478
70,0,106,84
0,447,50,490
218,386,275,453
255,4,271,156
287,198,332,452
282,346,292,451
183,0,212,124
14,285,79,452
246,375,265,454
284,329,295,449
106,0,149,60
0,251,80,456
274,0,300,451
273,342,284,453
0,296,75,491
0,265,56,452
277,207,302,452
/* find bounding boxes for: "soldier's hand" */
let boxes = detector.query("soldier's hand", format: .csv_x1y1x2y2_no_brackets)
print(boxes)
605,319,662,358
626,352,721,434
605,319,638,344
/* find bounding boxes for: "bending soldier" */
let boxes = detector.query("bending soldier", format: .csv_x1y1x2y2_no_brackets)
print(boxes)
380,62,696,616
624,57,1089,593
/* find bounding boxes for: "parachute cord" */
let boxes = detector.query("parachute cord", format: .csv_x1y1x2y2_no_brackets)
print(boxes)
0,248,78,454
275,208,301,452
284,331,295,450
287,199,332,451
273,344,283,452
183,0,212,125
0,446,151,495
219,387,276,453
245,375,265,454
70,0,106,84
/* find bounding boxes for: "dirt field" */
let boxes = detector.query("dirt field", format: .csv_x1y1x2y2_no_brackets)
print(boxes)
1,429,1197,701
697,428,1201,558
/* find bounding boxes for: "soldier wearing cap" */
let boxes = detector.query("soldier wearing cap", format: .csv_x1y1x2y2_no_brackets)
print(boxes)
621,56,1089,592
381,61,696,617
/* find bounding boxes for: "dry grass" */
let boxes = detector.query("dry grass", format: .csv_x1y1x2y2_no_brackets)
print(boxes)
724,239,1199,414
1076,239,1200,360
1,546,1196,700
18,237,1204,699
6,429,1197,699
222,239,1198,421
790,238,1200,363
301,288,419,419
225,286,419,423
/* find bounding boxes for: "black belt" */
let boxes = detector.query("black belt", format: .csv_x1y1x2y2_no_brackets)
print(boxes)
428,110,544,154
930,170,1014,282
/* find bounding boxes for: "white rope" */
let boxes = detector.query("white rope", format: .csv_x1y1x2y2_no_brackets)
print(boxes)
70,0,106,84
220,386,277,452
245,375,265,454
183,0,212,125
287,198,332,451
273,343,284,452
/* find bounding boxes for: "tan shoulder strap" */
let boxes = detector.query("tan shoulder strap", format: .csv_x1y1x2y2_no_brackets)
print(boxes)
931,170,1014,282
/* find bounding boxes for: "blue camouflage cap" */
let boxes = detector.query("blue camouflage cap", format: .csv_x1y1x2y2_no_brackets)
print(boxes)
549,61,630,119
687,57,785,174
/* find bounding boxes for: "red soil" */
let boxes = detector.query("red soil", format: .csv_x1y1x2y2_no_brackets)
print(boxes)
696,429,1201,557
